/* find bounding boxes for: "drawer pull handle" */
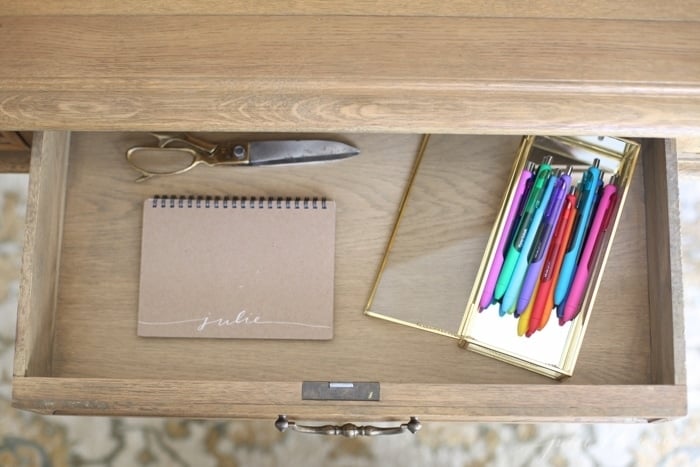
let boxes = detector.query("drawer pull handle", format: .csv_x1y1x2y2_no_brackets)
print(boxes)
274,415,421,437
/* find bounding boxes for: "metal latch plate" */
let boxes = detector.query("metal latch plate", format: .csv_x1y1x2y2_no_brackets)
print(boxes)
302,382,380,401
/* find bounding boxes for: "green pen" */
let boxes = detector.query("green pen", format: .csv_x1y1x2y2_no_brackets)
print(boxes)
494,156,553,308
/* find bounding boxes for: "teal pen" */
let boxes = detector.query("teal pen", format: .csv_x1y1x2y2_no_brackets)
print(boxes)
500,172,557,315
494,156,553,306
554,159,602,310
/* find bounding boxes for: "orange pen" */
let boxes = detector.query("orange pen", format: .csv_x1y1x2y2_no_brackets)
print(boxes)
538,285,556,331
527,187,577,337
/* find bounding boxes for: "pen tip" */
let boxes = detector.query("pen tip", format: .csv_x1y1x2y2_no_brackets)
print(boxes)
593,158,601,168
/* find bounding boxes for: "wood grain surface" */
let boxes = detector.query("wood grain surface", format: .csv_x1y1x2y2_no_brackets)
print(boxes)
13,131,70,378
12,378,687,421
678,137,700,155
13,132,686,419
644,140,686,386
0,152,29,173
0,15,699,134
38,133,654,385
2,0,699,21
0,131,28,151
0,132,30,172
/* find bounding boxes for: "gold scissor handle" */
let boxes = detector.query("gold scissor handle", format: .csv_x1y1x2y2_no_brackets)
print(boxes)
125,133,252,182
125,133,215,182
125,146,201,182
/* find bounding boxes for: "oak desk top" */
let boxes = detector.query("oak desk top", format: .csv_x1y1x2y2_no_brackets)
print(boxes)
1,1,699,135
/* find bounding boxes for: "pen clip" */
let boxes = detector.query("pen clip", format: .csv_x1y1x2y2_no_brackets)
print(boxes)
601,191,618,231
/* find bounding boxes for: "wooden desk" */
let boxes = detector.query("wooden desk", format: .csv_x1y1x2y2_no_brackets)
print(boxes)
1,1,694,424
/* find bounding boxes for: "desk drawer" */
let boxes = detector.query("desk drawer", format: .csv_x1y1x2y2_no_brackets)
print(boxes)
12,131,685,422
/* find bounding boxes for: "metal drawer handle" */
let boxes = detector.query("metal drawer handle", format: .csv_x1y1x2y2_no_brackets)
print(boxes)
274,415,421,437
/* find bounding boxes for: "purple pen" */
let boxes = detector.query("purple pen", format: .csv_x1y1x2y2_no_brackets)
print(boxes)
479,161,536,311
515,167,572,316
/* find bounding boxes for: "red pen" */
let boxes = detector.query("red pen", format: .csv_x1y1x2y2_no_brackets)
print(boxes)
538,281,556,332
537,201,576,332
526,187,576,337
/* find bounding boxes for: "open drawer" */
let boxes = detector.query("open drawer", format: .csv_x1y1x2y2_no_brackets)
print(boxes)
12,131,685,422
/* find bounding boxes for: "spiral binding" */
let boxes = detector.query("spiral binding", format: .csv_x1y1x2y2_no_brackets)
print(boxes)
151,195,328,209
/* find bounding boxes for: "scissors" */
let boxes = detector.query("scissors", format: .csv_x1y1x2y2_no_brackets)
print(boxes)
126,133,360,182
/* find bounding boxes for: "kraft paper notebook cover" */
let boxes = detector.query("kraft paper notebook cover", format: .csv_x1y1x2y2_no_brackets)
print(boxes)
137,196,335,340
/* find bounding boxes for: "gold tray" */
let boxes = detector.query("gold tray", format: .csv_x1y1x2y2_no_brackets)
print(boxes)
366,135,640,379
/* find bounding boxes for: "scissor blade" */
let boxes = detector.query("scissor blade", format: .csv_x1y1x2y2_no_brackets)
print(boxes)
249,140,359,165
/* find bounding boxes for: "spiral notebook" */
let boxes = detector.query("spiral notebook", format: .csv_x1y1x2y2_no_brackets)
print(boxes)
137,196,335,340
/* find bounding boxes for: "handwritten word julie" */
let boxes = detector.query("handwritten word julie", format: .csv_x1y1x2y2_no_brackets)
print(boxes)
197,310,262,331
138,310,330,330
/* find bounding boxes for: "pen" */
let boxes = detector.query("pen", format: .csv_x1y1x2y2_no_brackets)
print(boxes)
527,186,577,336
479,162,536,311
539,289,556,332
518,278,540,336
554,159,601,310
537,195,577,332
494,156,553,303
501,173,556,316
560,178,618,324
516,167,572,315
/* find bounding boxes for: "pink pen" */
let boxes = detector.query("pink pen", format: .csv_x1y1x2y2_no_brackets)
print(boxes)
559,178,618,324
479,162,535,311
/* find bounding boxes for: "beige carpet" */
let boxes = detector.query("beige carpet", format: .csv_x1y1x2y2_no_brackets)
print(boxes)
0,171,698,467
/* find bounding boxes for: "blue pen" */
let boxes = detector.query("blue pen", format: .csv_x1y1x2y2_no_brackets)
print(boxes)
494,156,553,303
554,159,601,311
500,173,556,316
515,167,572,315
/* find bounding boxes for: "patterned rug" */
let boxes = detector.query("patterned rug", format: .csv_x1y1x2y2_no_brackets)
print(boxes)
1,171,698,467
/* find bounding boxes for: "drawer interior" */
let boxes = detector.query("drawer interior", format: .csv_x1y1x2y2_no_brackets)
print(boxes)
12,131,685,421
15,131,679,388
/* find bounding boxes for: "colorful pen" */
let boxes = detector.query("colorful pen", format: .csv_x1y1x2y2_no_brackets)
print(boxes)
560,178,618,324
554,159,601,311
501,173,556,316
479,162,536,311
539,289,556,332
538,199,578,331
518,279,540,336
527,186,577,336
516,167,572,315
494,156,553,303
